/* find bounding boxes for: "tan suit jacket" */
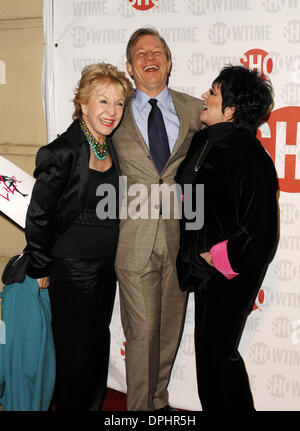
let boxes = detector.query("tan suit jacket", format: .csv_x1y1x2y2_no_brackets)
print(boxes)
113,88,203,273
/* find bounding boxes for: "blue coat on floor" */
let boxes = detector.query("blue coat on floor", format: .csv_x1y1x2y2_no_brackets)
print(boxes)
0,276,55,411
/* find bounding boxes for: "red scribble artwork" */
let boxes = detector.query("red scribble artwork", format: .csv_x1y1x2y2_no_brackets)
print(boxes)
0,174,28,201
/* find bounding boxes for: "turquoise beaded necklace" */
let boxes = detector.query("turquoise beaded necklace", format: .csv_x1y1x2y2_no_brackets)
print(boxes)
80,119,109,160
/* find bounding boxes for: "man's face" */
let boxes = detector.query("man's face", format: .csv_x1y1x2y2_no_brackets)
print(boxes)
126,34,171,97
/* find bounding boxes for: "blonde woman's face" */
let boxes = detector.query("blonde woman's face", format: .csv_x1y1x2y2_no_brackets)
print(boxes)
81,82,125,143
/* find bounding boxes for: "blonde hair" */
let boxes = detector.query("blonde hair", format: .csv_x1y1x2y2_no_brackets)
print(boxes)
72,62,134,120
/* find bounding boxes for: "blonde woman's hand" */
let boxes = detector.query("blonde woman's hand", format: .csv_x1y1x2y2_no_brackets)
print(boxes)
37,276,50,290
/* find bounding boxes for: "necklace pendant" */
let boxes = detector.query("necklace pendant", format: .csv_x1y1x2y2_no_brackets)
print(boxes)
194,140,209,173
80,119,109,161
94,151,107,160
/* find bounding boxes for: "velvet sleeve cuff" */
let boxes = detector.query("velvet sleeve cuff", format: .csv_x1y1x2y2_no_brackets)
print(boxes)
210,240,239,280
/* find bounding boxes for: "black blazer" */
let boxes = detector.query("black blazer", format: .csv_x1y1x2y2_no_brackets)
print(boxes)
24,119,121,279
176,124,279,294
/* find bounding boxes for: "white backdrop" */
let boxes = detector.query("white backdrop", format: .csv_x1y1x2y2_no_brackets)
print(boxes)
42,0,300,411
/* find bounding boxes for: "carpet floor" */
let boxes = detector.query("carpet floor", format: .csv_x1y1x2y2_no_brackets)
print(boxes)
102,388,127,411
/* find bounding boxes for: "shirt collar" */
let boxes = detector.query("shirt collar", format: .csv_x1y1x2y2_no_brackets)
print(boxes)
133,87,170,111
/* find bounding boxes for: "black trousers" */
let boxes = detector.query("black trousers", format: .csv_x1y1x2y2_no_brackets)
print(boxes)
48,255,116,411
194,273,262,411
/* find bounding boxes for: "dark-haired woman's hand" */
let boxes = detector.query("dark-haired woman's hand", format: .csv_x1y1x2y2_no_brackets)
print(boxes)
200,252,214,267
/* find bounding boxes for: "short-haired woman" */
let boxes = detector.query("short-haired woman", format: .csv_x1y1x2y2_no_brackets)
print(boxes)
176,65,279,411
24,63,133,411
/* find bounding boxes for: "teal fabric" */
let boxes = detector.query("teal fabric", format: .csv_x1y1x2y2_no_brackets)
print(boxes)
0,276,55,411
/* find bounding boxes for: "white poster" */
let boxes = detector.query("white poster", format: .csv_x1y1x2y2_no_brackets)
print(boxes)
0,156,35,229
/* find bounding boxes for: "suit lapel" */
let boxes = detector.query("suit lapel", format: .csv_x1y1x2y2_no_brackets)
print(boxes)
122,92,191,158
170,90,191,157
119,92,192,176
72,126,90,207
122,101,151,156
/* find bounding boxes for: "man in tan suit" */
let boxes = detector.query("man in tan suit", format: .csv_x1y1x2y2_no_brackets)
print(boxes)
113,27,203,411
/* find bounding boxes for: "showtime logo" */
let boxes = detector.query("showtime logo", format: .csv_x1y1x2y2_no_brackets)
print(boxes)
241,48,300,193
129,0,158,10
258,107,300,193
240,48,273,79
253,288,265,311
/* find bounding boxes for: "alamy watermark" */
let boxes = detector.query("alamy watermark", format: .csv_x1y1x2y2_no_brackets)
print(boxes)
95,176,204,230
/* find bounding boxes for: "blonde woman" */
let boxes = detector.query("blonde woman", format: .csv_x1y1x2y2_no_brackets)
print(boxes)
24,63,133,411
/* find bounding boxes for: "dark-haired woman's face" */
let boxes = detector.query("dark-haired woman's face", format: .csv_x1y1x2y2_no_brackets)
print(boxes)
200,83,224,126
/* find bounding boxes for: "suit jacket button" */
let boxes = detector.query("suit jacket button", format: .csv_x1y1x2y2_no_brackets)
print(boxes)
159,179,164,184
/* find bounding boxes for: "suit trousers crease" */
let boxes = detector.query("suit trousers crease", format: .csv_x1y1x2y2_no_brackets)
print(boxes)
48,255,116,411
194,277,256,411
116,219,187,411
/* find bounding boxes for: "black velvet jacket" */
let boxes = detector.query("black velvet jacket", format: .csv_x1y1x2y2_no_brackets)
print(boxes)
24,120,121,279
175,123,279,293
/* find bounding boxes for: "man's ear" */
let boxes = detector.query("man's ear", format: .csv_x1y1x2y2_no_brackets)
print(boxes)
126,61,133,78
